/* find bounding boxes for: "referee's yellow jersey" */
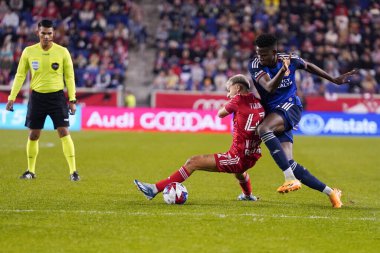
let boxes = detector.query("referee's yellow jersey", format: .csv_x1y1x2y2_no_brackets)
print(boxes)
8,42,76,101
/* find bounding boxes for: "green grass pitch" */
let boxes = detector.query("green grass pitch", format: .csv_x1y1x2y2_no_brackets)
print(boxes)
0,129,379,253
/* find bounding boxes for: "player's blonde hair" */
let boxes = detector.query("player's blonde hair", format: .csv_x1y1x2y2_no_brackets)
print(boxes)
226,74,251,90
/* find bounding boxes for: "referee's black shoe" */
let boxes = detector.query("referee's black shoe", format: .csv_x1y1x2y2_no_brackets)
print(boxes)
70,171,80,181
20,171,36,179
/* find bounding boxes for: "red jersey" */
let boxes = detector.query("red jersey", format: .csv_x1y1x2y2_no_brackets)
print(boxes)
225,93,265,161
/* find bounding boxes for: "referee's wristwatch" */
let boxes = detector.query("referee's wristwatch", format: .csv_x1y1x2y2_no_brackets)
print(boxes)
69,100,77,104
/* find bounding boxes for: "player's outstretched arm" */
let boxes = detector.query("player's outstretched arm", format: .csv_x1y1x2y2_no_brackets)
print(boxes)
332,69,358,85
305,62,357,85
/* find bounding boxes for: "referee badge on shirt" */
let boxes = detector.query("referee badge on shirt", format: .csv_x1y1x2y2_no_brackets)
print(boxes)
31,61,39,70
51,62,59,70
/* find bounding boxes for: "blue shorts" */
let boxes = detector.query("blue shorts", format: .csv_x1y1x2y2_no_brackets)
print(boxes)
273,102,302,143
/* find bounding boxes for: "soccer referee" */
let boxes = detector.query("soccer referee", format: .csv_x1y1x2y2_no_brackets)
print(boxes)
6,19,80,181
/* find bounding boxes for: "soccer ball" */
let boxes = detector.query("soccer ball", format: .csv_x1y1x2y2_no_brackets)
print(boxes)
163,182,188,204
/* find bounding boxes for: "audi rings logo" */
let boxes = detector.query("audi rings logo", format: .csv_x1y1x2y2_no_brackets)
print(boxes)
193,99,228,110
299,114,325,135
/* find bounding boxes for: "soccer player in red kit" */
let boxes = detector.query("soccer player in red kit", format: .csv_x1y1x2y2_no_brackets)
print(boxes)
134,74,265,201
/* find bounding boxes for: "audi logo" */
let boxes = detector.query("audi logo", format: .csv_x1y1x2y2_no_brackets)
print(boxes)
193,99,228,110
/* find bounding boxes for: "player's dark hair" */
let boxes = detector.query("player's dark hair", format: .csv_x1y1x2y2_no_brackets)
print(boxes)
255,34,277,48
38,19,54,29
228,74,250,90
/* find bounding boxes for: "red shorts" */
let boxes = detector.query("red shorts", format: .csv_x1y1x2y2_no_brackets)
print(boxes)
214,151,259,174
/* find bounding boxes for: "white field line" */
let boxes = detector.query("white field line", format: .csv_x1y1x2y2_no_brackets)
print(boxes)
0,209,376,221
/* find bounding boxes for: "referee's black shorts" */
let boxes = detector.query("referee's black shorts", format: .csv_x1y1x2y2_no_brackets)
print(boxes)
25,90,70,129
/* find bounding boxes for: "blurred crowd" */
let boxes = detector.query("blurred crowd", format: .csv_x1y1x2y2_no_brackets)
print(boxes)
1,0,379,96
0,0,147,89
151,0,380,95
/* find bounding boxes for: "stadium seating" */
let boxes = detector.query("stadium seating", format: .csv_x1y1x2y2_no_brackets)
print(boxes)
151,0,380,95
0,1,379,101
0,0,133,89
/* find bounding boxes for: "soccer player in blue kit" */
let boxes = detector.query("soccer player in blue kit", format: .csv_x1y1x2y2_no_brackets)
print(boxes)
249,34,356,208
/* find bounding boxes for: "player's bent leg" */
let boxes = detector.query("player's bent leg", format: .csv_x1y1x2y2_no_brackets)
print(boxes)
234,172,258,201
156,154,217,191
184,154,219,174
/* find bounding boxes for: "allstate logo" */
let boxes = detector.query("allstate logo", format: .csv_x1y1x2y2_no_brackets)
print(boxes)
299,114,325,135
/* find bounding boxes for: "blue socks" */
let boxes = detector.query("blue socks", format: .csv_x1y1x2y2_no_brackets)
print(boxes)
260,131,290,172
290,160,326,192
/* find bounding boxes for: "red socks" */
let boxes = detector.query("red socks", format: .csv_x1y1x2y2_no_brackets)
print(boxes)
238,172,252,195
156,166,191,192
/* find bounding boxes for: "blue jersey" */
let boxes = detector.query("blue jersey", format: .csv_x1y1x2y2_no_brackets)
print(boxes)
248,53,306,112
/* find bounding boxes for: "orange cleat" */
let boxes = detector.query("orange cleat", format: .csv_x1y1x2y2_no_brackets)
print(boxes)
329,188,343,208
277,179,302,193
